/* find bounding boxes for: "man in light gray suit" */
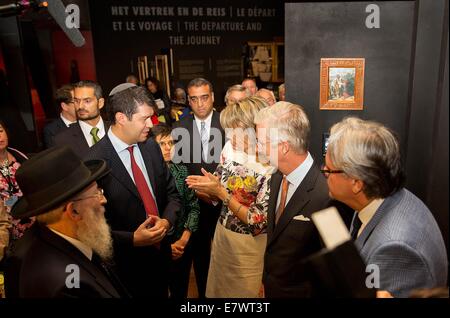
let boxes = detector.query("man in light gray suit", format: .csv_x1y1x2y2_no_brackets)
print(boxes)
323,117,447,298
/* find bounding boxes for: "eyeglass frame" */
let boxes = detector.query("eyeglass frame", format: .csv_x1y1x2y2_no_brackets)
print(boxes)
72,188,105,202
320,164,345,178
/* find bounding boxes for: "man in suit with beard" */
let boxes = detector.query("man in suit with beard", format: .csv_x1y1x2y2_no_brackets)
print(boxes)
85,85,181,298
54,81,108,158
172,78,225,298
5,146,126,298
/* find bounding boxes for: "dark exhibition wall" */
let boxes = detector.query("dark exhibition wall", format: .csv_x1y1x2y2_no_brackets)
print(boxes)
285,0,449,249
88,0,284,102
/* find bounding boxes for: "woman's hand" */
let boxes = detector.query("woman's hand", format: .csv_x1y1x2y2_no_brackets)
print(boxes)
186,168,226,199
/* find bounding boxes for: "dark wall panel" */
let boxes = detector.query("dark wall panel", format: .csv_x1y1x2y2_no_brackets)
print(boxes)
285,1,415,162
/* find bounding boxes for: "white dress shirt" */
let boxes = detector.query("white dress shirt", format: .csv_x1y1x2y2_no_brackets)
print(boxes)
276,152,314,210
356,198,385,237
79,117,106,147
108,129,158,211
60,113,76,127
194,111,213,160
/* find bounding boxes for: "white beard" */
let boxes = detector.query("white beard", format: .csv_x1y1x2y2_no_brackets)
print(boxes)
77,208,113,261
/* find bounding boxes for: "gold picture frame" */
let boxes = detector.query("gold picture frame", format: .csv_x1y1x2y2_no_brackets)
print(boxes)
320,58,365,110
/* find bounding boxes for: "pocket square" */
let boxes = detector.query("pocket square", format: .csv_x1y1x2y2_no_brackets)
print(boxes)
293,215,311,221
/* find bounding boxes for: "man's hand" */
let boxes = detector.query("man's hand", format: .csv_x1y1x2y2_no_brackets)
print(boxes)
133,216,167,247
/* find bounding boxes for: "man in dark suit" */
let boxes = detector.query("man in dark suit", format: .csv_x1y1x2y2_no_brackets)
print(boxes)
5,146,126,298
85,85,181,298
255,102,331,298
172,78,225,298
54,81,108,158
43,84,77,148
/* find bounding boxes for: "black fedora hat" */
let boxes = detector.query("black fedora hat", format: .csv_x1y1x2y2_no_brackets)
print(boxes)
11,146,110,219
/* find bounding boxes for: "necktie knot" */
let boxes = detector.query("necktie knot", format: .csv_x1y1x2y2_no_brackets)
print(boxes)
90,127,100,144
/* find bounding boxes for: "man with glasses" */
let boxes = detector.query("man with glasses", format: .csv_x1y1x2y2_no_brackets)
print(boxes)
5,146,127,298
172,78,225,298
54,81,109,158
325,117,447,297
254,101,333,298
43,84,77,148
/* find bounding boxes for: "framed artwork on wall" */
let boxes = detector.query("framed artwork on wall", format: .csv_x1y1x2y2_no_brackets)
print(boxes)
319,58,365,110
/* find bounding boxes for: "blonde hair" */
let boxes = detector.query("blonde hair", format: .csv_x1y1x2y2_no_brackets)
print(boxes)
220,96,268,129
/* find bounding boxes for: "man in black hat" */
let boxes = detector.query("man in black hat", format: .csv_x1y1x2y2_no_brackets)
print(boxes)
4,146,126,298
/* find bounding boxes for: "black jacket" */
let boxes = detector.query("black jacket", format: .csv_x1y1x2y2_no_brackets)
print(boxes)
43,117,68,149
84,135,181,298
263,164,330,298
5,223,124,298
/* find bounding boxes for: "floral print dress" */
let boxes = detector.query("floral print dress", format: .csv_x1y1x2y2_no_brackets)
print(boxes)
215,142,275,235
0,153,34,241
206,141,276,298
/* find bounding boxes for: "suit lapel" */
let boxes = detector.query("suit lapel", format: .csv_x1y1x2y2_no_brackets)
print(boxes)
37,224,119,297
267,171,282,236
355,189,403,250
268,164,320,246
103,136,141,200
72,123,90,153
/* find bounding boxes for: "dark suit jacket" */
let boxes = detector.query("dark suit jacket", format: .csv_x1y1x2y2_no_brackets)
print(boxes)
5,223,123,298
43,117,68,149
172,111,225,176
263,164,331,298
172,111,225,235
54,121,110,158
85,135,181,298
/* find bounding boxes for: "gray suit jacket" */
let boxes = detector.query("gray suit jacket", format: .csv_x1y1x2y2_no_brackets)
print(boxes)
353,188,448,297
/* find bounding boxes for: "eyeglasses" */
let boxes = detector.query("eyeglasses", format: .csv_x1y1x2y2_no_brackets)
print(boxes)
320,165,344,178
188,94,210,104
72,188,104,202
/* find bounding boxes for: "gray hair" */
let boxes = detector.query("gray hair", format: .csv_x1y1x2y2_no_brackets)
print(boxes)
224,84,251,105
254,101,310,154
327,117,404,199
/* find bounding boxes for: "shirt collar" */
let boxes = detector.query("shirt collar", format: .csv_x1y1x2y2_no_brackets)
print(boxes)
194,111,213,127
49,227,93,261
285,152,314,188
79,117,104,131
60,113,76,127
108,128,136,153
358,198,385,228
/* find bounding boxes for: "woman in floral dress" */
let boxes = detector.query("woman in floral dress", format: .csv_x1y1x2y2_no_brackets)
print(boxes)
0,120,33,245
186,97,274,297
